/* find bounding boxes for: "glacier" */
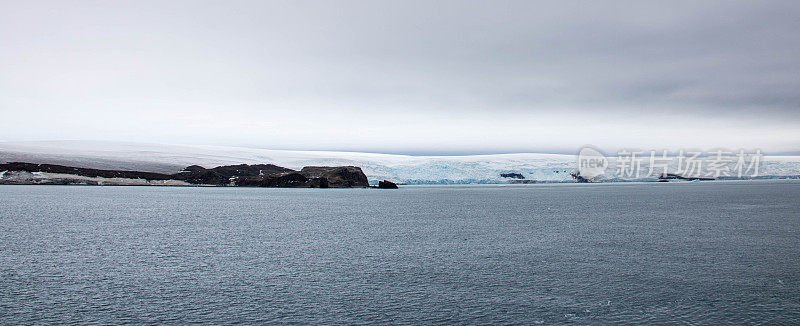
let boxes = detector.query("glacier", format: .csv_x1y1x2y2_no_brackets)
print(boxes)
1,141,799,184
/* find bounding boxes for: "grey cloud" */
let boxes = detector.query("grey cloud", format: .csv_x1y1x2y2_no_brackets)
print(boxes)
1,0,798,153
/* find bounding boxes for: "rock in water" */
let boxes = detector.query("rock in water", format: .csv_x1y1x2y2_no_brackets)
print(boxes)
300,166,369,188
377,180,399,189
500,173,525,179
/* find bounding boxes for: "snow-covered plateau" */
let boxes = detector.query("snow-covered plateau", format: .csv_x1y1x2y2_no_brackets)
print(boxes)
1,141,799,184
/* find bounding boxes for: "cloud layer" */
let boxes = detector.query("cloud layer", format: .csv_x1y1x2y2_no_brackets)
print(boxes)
2,1,799,154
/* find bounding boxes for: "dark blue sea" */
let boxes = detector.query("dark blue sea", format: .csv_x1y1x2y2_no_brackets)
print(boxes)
2,181,799,324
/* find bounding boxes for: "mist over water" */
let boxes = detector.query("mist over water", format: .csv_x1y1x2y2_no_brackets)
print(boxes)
2,182,799,324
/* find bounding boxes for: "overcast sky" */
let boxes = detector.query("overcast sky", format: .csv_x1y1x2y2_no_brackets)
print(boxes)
1,0,799,154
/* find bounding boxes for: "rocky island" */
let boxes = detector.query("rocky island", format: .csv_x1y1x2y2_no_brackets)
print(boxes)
0,162,391,188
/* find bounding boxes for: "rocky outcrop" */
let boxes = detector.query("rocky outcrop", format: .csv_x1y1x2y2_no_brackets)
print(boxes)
175,165,370,187
0,162,172,180
1,162,372,188
172,164,294,185
233,166,369,188
570,171,591,183
0,171,100,185
0,170,192,186
234,172,331,188
377,180,398,189
299,166,369,188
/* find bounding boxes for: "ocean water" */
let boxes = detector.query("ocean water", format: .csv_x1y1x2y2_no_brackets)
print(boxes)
1,181,799,324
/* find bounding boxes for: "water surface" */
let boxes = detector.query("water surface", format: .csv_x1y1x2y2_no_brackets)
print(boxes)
1,181,799,324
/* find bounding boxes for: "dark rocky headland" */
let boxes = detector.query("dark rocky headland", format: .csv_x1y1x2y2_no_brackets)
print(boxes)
0,162,390,188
